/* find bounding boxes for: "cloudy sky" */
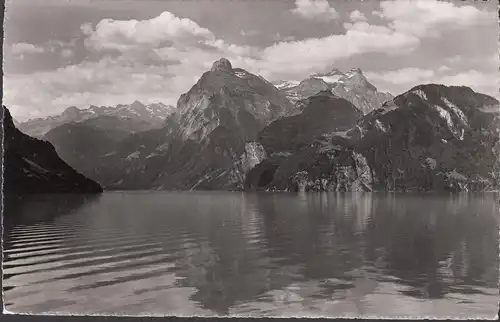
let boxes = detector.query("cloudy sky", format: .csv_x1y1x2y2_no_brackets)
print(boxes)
3,0,498,121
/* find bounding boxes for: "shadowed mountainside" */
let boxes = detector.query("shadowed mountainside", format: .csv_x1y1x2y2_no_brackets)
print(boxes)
2,105,103,196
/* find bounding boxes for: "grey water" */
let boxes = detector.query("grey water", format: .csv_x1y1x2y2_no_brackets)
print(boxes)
2,191,499,318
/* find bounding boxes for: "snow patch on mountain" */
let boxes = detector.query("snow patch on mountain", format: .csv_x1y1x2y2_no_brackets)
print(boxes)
413,89,428,101
313,75,343,84
272,80,301,90
442,97,468,126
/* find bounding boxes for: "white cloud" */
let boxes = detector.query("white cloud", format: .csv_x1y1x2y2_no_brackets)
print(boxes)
379,0,491,38
350,10,367,22
84,11,215,52
11,42,44,55
438,65,451,73
365,68,435,85
291,0,339,22
258,21,419,79
61,48,74,59
437,70,499,88
4,10,423,118
240,30,259,37
4,12,259,119
446,55,462,64
4,2,498,119
364,68,499,99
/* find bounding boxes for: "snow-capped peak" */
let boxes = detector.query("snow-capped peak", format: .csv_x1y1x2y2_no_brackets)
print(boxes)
272,80,300,90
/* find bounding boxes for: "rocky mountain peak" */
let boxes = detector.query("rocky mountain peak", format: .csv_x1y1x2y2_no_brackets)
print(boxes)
211,58,233,73
322,68,344,77
348,67,363,74
131,100,145,107
61,106,82,120
62,106,79,114
338,68,377,92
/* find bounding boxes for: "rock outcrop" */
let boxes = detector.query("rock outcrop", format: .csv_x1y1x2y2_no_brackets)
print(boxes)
2,106,103,195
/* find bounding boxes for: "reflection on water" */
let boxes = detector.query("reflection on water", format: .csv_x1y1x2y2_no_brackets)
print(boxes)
2,191,499,318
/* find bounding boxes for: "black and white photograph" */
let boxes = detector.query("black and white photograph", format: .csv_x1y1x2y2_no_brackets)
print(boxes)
2,0,499,318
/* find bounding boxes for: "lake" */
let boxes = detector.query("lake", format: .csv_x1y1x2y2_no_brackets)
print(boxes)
3,191,499,318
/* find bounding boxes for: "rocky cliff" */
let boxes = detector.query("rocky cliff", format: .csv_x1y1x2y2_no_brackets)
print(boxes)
2,106,103,195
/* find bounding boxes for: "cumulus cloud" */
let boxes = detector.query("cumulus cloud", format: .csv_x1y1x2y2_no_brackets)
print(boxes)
350,10,367,22
446,55,462,64
61,48,74,59
4,57,185,120
83,11,216,52
11,42,44,56
365,68,435,85
259,21,419,78
240,30,259,37
364,68,499,99
4,12,259,119
291,0,339,22
1,10,422,118
4,1,498,119
437,70,499,89
378,0,491,38
438,65,451,73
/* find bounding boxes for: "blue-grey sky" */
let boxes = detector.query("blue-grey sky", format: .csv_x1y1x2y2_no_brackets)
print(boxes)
3,0,498,120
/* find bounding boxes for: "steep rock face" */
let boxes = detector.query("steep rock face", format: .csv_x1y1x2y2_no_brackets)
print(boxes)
246,84,500,192
175,59,293,142
246,134,373,192
190,141,269,190
91,58,294,190
18,101,175,137
2,106,103,195
278,68,393,115
331,69,393,115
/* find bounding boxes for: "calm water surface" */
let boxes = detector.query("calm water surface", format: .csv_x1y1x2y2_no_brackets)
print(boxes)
3,192,499,318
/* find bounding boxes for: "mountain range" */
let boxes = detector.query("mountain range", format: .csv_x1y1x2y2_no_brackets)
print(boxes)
17,101,175,138
6,58,500,194
2,105,102,196
246,84,500,192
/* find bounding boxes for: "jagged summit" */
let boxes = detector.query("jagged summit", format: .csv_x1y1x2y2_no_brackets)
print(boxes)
131,100,145,106
211,58,233,73
329,68,342,74
347,68,363,74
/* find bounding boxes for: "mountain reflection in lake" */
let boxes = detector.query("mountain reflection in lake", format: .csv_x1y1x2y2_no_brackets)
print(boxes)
3,192,499,318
